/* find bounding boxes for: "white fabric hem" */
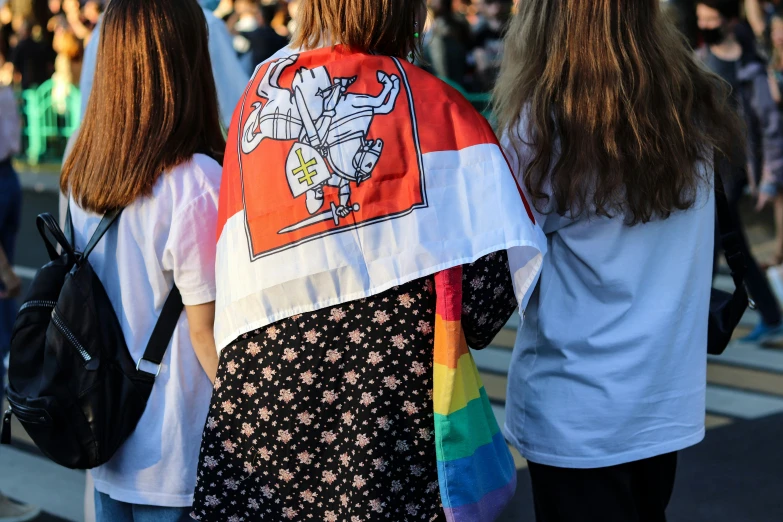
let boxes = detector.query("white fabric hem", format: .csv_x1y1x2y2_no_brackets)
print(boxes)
215,240,543,350
91,477,195,508
503,425,706,469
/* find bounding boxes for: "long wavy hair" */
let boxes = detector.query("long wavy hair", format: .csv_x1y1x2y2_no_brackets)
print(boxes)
494,0,742,225
61,0,225,214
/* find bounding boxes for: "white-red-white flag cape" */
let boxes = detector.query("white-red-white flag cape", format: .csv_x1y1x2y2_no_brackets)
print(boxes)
214,46,545,350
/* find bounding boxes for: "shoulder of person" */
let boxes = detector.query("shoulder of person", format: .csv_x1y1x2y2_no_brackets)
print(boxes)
160,154,222,209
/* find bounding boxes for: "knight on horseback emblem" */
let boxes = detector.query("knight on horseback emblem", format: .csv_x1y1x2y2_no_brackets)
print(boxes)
241,54,401,234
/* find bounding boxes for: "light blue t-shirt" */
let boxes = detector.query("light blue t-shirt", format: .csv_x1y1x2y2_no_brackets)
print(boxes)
502,133,713,469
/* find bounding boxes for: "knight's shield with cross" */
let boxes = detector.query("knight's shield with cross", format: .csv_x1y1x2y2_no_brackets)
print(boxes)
285,142,331,198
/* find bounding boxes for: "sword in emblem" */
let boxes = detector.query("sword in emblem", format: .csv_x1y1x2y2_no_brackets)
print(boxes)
278,202,361,235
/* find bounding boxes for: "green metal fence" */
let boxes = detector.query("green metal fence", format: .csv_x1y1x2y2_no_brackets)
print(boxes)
18,80,81,165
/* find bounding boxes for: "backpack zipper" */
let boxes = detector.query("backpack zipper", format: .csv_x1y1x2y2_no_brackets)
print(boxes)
51,310,92,362
19,300,57,312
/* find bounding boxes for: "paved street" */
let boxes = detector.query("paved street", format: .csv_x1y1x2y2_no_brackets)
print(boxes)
3,171,783,521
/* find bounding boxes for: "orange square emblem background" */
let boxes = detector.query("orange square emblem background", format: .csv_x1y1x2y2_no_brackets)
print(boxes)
237,49,427,260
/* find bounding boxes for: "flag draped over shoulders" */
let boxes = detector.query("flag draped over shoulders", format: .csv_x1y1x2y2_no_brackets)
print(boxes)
215,44,545,351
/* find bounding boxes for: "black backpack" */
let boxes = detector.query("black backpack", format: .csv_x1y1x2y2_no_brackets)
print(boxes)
1,208,183,469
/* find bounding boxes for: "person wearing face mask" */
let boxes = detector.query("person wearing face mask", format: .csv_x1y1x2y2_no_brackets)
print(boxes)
696,0,783,344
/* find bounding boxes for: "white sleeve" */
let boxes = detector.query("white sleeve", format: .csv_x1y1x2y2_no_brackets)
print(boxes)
163,190,220,306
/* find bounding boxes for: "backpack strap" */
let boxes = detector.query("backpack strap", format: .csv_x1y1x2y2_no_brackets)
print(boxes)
82,209,122,261
714,153,747,281
136,285,184,376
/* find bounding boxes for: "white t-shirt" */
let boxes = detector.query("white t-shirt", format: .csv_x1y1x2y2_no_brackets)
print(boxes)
503,131,713,469
69,154,221,506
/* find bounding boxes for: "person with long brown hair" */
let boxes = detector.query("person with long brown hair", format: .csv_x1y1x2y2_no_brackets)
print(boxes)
60,0,226,520
495,1,741,520
190,0,545,520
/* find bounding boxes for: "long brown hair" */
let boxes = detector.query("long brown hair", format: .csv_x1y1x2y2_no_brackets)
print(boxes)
494,0,741,225
61,0,226,214
292,0,425,58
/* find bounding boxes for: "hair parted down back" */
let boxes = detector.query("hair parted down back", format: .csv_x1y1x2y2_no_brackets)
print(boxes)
60,0,226,214
494,0,743,225
292,0,425,58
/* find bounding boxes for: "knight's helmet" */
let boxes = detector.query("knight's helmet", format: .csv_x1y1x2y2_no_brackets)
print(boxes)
352,139,384,183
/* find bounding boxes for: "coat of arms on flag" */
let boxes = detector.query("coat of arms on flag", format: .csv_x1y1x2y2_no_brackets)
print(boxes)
237,51,427,259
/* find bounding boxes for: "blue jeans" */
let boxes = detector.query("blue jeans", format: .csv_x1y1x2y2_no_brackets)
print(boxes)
0,160,21,384
95,492,192,522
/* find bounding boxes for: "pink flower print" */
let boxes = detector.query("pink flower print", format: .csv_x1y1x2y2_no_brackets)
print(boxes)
226,360,239,374
244,461,255,474
339,453,351,466
279,469,294,482
261,485,274,498
416,320,433,335
470,276,485,290
261,366,276,381
377,416,391,430
304,329,321,344
258,446,272,461
213,377,222,390
224,478,240,490
246,341,262,356
369,499,384,513
373,458,387,472
248,498,260,510
242,382,258,396
352,475,367,489
204,455,218,469
222,439,237,453
398,293,415,308
418,428,432,441
259,407,272,421
340,495,350,508
241,423,255,437
391,480,402,493
406,503,420,516
424,279,434,293
297,411,314,425
206,417,218,430
328,308,347,322
278,429,293,443
279,389,295,403
300,370,315,385
221,401,236,414
322,390,338,404
300,489,316,503
297,451,314,465
266,325,280,340
383,375,400,390
367,351,383,365
322,470,337,484
356,433,370,448
410,361,427,376
282,347,298,362
204,495,220,507
402,401,419,415
282,507,298,519
391,334,408,349
324,511,338,522
342,411,354,426
321,431,338,444
396,440,410,452
372,310,391,324
325,349,341,363
360,392,375,407
348,329,365,344
344,370,360,385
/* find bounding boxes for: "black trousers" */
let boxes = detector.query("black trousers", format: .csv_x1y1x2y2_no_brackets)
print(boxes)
527,452,678,522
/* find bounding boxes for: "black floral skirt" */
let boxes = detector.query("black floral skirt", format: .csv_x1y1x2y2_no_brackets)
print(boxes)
191,277,446,521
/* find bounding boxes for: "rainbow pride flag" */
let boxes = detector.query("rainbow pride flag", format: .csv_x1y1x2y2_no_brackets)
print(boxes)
434,267,517,522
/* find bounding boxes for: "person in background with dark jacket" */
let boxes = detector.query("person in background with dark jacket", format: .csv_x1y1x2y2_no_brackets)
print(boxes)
697,0,783,343
424,0,473,87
